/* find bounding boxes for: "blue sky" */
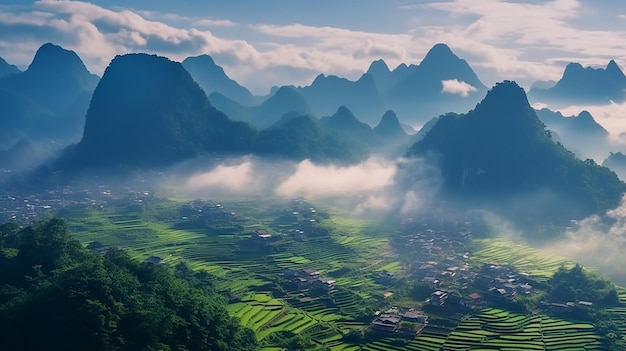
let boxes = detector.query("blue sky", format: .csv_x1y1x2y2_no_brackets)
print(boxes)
1,0,626,95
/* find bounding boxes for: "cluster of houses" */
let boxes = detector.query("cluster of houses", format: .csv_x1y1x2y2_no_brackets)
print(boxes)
370,306,427,336
398,217,541,313
475,264,534,300
284,268,337,292
0,180,155,225
178,200,235,225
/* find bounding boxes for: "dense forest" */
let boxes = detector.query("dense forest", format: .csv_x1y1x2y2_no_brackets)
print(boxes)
0,218,257,351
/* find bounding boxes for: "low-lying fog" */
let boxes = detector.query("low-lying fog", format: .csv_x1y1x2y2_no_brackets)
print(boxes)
164,154,626,286
168,156,441,219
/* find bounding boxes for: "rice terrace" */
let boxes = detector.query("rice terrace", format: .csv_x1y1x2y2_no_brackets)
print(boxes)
51,191,626,350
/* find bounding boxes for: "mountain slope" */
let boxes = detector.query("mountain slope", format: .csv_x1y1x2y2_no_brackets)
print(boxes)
211,86,312,129
528,60,626,106
182,55,257,106
407,80,626,224
60,53,255,168
319,106,377,152
256,114,355,162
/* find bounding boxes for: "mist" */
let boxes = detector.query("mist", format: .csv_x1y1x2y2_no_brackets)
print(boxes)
542,195,626,285
167,155,442,219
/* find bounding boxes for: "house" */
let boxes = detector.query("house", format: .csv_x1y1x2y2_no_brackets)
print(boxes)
252,229,272,239
399,311,427,323
371,314,401,333
301,268,320,279
313,277,336,291
144,256,165,265
461,293,482,307
429,290,448,306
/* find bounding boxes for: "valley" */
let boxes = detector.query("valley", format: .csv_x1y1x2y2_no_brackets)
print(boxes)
11,187,621,350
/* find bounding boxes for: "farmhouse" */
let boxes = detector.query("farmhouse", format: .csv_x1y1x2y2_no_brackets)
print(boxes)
429,290,448,306
253,229,272,239
461,293,483,308
313,277,336,291
371,314,402,333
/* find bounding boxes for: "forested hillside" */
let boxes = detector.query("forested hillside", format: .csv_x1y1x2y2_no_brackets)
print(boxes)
0,218,257,351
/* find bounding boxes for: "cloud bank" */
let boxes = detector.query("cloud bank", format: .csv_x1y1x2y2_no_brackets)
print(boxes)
174,156,440,217
441,79,477,97
2,1,626,94
546,195,626,285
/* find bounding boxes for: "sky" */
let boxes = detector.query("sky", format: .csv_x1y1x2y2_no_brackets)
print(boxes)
1,0,626,96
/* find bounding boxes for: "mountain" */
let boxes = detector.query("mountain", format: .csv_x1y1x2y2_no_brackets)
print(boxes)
406,80,626,225
528,60,626,106
0,43,99,145
210,86,311,129
0,43,99,111
59,53,255,168
296,73,386,125
0,57,20,77
535,108,609,159
256,114,355,162
603,152,626,181
319,106,377,151
384,43,487,124
366,59,419,94
373,110,409,140
57,54,356,169
252,87,312,128
182,55,257,106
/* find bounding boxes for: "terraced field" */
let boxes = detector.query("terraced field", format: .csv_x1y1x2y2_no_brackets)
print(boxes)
59,198,394,350
438,308,602,351
471,238,572,281
59,198,616,350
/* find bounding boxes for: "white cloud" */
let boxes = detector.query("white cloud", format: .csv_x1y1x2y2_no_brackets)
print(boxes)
275,157,396,197
184,160,255,193
413,0,626,87
546,195,626,285
173,156,441,218
194,18,237,28
441,79,477,97
2,0,626,96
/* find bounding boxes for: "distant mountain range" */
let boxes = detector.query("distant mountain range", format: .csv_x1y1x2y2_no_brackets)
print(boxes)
0,43,99,148
57,53,357,169
535,108,609,160
383,43,487,122
406,80,625,225
187,43,487,126
209,86,312,129
528,60,626,106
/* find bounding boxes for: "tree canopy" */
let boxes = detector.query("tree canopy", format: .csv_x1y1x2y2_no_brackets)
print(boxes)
0,218,257,351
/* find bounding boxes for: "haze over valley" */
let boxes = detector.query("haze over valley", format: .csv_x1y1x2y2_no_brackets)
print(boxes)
3,1,626,350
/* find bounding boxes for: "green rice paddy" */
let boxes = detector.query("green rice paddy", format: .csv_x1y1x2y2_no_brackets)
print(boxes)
59,197,616,350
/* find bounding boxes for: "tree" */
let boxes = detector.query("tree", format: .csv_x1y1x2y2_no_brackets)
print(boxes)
0,218,257,351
